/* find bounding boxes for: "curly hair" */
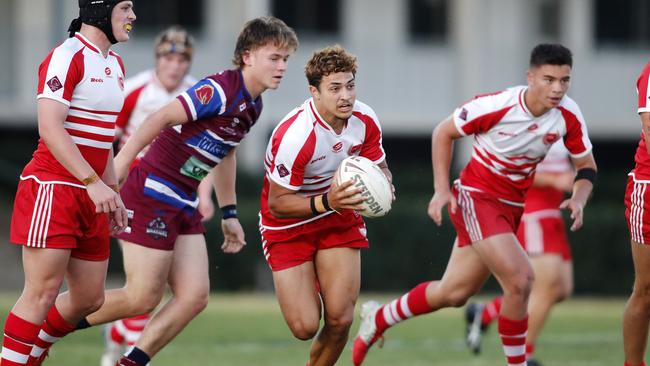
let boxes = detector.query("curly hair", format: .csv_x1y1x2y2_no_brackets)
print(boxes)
232,16,298,68
305,45,358,88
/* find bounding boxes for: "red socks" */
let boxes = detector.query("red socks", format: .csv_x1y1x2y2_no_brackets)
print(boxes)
482,296,502,326
375,281,434,333
499,315,528,366
27,306,75,364
1,313,40,366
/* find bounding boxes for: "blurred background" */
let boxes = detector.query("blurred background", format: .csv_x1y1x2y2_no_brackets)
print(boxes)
0,0,647,295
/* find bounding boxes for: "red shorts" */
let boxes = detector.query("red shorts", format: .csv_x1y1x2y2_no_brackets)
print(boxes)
10,178,109,261
260,210,369,271
450,185,523,247
516,209,571,261
114,165,205,250
625,175,650,244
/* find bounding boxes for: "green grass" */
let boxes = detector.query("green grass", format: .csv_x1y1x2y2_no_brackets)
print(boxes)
0,293,635,365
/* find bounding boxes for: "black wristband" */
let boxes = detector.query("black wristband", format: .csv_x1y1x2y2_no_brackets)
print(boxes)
310,196,319,216
574,168,597,184
221,204,237,219
321,193,332,212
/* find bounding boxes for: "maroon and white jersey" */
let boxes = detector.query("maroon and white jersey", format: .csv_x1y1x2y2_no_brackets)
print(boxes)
22,33,125,186
115,69,196,159
260,98,385,230
453,85,591,205
630,61,650,182
524,141,571,213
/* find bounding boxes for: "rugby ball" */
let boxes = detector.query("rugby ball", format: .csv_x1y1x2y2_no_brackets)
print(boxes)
335,156,392,218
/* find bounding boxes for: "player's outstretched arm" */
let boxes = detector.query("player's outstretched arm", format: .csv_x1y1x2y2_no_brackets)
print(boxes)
114,99,188,182
561,152,597,231
211,148,246,253
428,115,462,226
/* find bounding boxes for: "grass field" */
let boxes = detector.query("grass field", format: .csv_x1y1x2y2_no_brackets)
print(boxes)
0,293,633,365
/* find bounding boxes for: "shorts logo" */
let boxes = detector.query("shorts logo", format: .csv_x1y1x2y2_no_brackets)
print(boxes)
195,84,215,105
146,217,168,240
332,142,343,153
46,76,63,92
543,132,560,145
239,103,246,112
105,67,112,76
277,164,290,177
459,108,468,121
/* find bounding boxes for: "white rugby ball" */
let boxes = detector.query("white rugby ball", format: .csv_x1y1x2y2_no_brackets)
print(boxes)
335,156,392,218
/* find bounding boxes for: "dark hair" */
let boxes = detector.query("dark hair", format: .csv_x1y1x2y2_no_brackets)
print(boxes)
529,43,573,68
305,45,357,88
232,16,298,68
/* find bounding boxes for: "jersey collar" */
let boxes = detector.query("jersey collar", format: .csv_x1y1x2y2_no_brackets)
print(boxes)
75,32,103,56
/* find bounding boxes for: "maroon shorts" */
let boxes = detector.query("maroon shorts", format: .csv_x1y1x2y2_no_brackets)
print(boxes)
449,184,524,247
260,210,369,271
10,178,109,261
625,175,650,244
516,209,571,261
114,165,205,250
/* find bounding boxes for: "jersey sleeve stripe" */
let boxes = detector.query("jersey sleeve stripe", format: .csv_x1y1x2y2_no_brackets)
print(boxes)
289,129,317,187
207,78,227,115
36,50,55,95
268,109,304,174
460,105,514,135
558,106,592,157
353,111,386,163
62,49,85,102
177,93,196,121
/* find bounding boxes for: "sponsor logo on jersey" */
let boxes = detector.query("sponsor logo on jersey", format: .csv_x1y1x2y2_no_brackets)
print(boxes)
186,132,231,159
498,131,516,137
180,156,211,181
146,217,168,240
105,67,112,76
195,84,215,105
310,155,326,164
527,123,539,131
543,132,560,145
332,142,343,153
90,77,104,83
46,76,63,92
348,144,362,155
277,164,290,178
459,108,468,121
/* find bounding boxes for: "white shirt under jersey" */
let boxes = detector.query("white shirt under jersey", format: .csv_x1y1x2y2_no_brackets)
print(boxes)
115,69,197,156
453,86,592,204
260,98,386,230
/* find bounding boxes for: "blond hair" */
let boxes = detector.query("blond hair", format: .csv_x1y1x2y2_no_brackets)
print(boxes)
232,16,299,68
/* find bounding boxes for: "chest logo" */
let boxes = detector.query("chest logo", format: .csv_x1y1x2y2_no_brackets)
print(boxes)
195,84,215,105
105,67,112,76
527,123,539,131
46,76,63,92
332,142,343,153
543,132,560,145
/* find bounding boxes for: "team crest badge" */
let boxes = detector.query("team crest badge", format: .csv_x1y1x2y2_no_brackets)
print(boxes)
459,108,468,121
146,217,168,240
195,84,215,105
277,164,290,178
46,76,63,92
543,132,560,145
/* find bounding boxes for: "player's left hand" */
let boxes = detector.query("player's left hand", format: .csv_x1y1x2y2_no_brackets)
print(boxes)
221,217,246,253
560,198,584,231
108,195,128,235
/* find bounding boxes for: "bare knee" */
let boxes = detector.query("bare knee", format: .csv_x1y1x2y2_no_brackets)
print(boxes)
287,317,320,340
175,284,210,318
324,310,354,335
127,286,165,314
444,287,474,308
504,271,535,300
23,285,61,311
632,280,650,307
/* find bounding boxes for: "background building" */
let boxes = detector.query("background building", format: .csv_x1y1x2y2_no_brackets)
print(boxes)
0,0,646,291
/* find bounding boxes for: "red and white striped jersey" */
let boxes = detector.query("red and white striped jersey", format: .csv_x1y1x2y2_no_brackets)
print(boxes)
22,33,125,186
260,98,385,230
631,60,650,181
453,85,591,205
115,69,196,158
524,141,571,212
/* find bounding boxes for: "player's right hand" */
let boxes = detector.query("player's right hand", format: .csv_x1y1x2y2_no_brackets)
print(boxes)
328,179,365,212
427,189,457,226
